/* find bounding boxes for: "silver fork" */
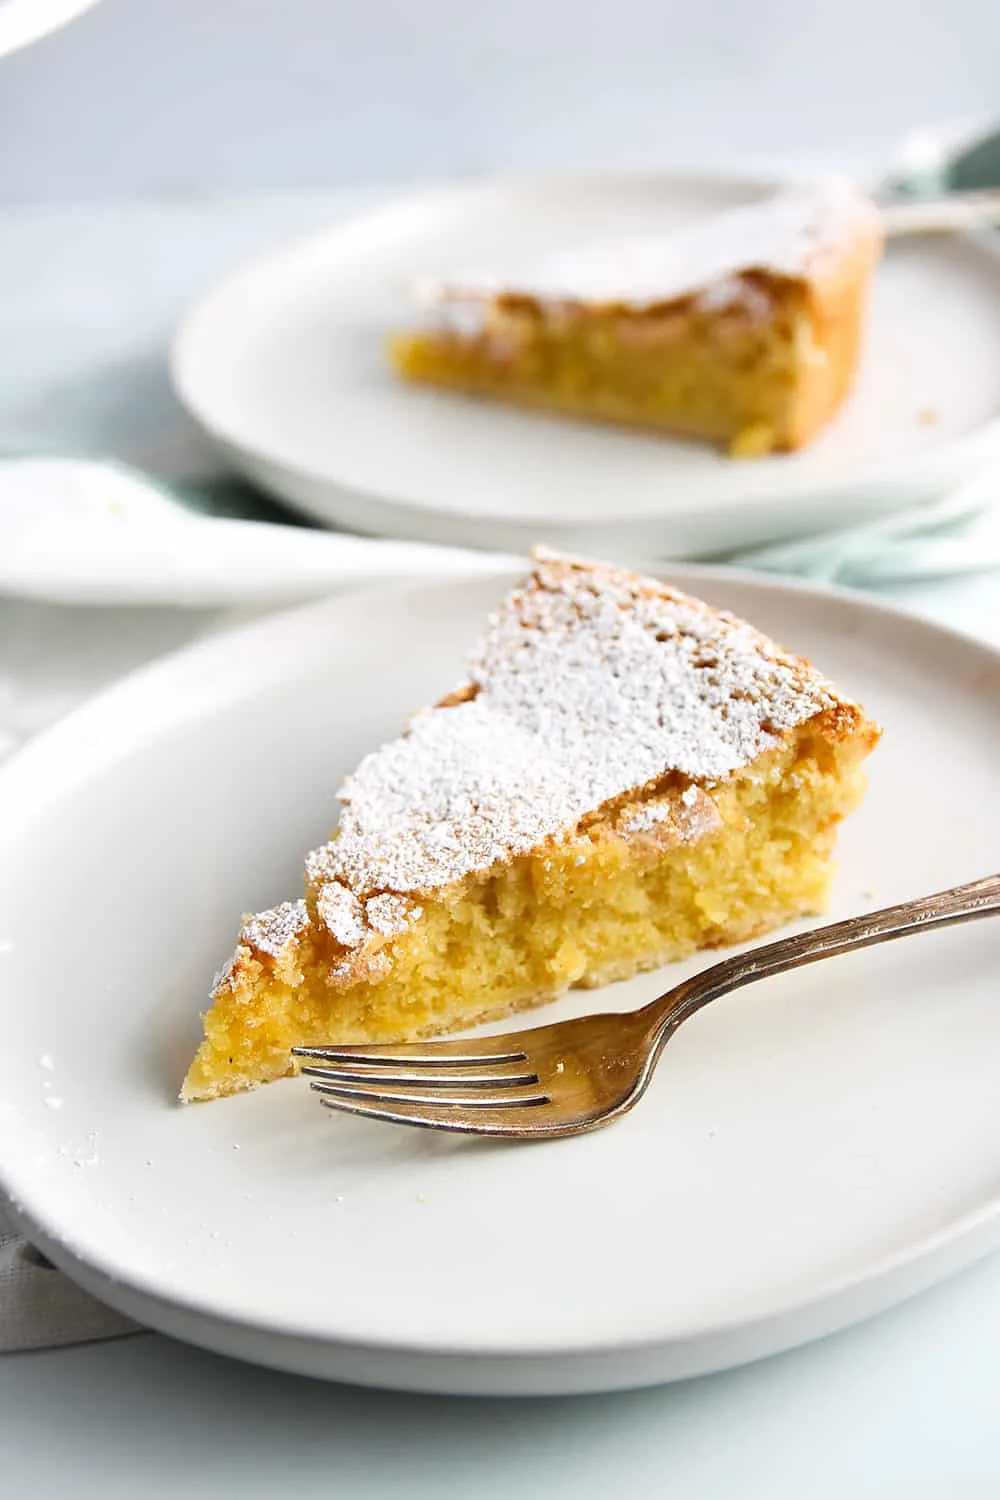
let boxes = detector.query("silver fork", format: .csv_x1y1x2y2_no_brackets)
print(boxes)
292,873,1000,1140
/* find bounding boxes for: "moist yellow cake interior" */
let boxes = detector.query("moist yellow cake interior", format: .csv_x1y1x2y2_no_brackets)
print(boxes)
183,717,870,1102
392,283,821,458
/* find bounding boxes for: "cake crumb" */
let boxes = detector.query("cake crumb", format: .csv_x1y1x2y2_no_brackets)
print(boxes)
917,405,939,426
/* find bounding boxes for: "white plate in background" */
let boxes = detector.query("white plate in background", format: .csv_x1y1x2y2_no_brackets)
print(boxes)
172,172,1000,556
0,0,100,59
1,566,999,1394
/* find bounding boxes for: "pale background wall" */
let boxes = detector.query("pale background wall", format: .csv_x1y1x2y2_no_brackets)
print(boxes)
0,0,997,201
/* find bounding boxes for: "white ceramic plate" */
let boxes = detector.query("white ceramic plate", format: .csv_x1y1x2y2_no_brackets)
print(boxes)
0,0,100,59
1,567,999,1395
172,172,1000,558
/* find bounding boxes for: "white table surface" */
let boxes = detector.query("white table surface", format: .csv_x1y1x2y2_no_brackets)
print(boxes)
1,191,999,1495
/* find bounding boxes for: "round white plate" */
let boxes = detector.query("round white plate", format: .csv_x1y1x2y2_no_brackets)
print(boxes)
1,567,999,1395
0,0,100,59
172,172,1000,558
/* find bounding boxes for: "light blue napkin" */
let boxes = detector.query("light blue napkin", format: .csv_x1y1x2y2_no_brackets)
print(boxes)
730,467,1000,586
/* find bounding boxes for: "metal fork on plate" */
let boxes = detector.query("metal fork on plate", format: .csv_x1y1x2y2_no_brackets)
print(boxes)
292,873,1000,1141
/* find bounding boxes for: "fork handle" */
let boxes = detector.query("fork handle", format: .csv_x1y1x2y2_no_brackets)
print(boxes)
643,873,1000,1042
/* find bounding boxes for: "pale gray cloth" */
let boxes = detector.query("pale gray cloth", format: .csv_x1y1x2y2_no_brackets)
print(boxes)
0,1202,140,1352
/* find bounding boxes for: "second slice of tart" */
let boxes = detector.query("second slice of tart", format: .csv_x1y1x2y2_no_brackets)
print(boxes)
182,553,880,1102
391,181,883,455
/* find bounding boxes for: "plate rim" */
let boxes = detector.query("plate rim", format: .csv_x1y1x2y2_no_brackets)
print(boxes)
2,564,1000,1390
170,168,1000,540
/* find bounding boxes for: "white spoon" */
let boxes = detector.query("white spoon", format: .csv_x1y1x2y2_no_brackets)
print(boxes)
0,458,521,606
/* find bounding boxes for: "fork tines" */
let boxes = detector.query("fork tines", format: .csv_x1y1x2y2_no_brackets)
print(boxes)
290,1044,548,1114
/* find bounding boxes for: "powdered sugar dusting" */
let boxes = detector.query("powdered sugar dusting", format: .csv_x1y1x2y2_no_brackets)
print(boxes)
330,950,392,982
316,882,366,947
422,180,880,315
366,892,422,936
305,844,338,886
313,553,843,897
618,786,722,844
211,952,240,995
303,853,422,954
215,902,307,994
241,900,308,957
619,801,674,834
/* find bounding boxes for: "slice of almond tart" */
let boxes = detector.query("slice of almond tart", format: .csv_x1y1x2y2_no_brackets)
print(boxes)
182,552,880,1101
390,181,884,455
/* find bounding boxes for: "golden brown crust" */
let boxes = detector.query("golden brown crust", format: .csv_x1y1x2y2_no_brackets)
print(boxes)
779,222,883,449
